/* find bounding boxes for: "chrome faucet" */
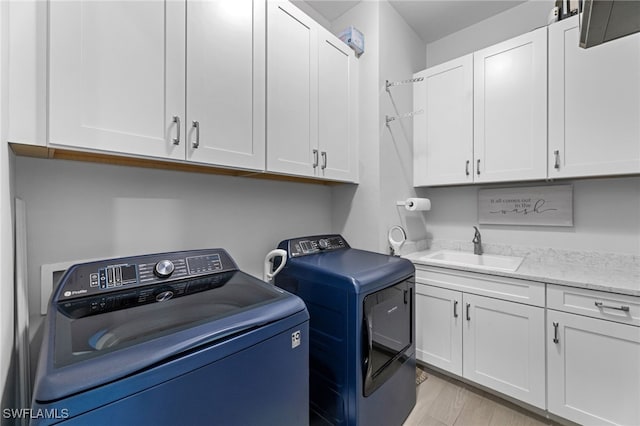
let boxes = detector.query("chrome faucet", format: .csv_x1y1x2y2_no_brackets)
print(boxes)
472,226,483,255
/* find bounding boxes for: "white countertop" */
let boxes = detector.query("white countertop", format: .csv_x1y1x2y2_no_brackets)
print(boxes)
403,244,640,297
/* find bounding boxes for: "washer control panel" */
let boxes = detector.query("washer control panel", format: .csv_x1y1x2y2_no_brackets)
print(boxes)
56,249,235,302
285,235,350,257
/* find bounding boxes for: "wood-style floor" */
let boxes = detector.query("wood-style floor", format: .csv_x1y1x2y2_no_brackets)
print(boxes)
404,369,556,426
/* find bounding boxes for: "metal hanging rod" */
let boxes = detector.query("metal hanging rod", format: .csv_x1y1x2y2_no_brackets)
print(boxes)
385,77,424,92
385,110,424,126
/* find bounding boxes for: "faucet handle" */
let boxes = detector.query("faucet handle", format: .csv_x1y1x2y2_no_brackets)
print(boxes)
472,226,481,242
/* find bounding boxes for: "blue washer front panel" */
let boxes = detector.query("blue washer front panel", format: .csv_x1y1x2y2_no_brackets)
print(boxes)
32,318,309,426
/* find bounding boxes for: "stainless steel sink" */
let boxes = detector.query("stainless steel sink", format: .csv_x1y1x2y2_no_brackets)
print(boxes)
419,250,524,272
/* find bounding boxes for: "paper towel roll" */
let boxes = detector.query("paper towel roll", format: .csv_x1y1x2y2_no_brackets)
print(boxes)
405,198,431,211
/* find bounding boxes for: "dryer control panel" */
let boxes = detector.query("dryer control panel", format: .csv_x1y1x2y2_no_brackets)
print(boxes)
55,249,238,302
282,234,350,257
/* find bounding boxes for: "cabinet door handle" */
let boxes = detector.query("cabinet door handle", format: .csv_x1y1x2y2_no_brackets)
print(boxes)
554,150,560,170
476,159,481,176
595,301,630,312
191,120,200,149
312,149,319,168
453,300,459,318
465,160,470,176
172,116,181,145
553,322,559,344
466,303,471,321
321,151,327,170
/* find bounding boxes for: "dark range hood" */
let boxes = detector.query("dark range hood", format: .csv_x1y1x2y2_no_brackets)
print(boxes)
580,0,640,48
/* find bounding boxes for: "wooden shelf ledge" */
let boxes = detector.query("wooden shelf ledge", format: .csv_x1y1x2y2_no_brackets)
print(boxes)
10,143,347,186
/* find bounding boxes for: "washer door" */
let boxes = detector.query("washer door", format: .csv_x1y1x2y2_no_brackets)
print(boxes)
362,276,414,397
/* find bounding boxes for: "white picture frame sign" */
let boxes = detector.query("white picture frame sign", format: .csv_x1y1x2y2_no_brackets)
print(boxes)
478,185,573,226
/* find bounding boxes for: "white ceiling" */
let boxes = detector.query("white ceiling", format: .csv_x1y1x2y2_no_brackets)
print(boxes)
301,0,526,43
300,1,362,21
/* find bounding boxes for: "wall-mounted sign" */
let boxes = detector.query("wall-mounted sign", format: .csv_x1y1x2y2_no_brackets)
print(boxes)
478,185,573,227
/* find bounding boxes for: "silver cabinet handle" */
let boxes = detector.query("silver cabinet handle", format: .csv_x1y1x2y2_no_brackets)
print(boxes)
466,303,471,321
312,149,319,168
192,120,200,149
476,159,481,176
553,322,559,344
595,301,630,312
554,150,560,170
453,300,459,318
465,160,470,176
172,116,181,145
321,151,327,170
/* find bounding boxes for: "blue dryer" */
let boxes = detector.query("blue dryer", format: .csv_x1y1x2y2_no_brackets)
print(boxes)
32,249,309,426
275,235,416,426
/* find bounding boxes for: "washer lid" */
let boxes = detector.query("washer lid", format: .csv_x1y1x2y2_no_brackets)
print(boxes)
33,270,306,403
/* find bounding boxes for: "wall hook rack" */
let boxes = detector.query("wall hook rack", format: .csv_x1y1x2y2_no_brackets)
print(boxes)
385,110,424,126
385,77,424,92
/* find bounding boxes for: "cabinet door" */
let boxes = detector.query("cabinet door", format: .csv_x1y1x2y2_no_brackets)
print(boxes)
317,28,358,182
473,28,547,183
463,294,545,409
414,55,473,186
549,17,640,178
547,310,640,426
415,285,462,375
186,0,265,170
266,2,318,177
49,1,185,160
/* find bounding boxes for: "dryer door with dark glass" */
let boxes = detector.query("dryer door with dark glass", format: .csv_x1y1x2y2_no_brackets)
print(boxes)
362,277,413,396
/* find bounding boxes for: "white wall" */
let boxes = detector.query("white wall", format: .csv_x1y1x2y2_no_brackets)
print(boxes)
1,0,16,414
378,1,427,251
15,157,333,375
426,0,554,67
331,0,427,253
422,0,640,255
418,178,640,254
331,2,382,251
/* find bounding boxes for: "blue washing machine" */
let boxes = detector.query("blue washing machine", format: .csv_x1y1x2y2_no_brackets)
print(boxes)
274,235,416,426
32,248,309,426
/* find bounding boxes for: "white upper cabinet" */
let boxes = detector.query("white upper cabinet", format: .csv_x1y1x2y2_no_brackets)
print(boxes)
49,0,265,170
186,0,265,170
317,28,358,182
49,1,186,160
267,2,358,182
548,16,640,178
414,28,547,187
267,2,318,177
414,55,473,186
473,27,547,183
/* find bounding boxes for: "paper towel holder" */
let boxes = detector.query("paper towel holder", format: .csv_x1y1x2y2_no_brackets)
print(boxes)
396,197,431,211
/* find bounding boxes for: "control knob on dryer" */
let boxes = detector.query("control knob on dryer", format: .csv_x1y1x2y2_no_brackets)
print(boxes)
154,259,175,278
318,239,329,250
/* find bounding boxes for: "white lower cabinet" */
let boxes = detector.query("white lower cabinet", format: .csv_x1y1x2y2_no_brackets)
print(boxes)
463,293,545,409
415,269,546,409
547,291,640,425
416,285,462,375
